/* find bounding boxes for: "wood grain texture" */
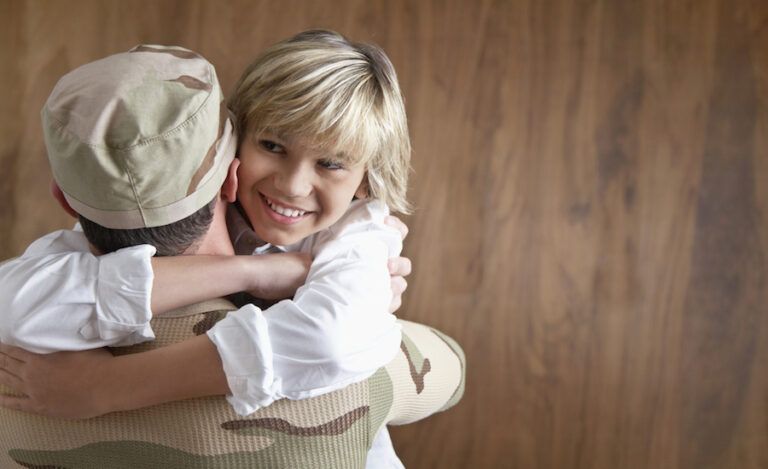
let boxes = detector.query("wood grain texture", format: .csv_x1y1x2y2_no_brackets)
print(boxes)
1,0,766,468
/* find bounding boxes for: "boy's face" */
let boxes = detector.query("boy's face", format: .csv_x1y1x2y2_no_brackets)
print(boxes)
236,132,367,246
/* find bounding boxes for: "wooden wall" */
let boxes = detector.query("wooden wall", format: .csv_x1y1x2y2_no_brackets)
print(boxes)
1,1,767,468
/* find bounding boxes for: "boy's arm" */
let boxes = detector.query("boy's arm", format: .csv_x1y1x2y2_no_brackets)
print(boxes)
0,229,157,353
0,240,414,419
207,200,405,415
150,252,310,313
0,229,308,353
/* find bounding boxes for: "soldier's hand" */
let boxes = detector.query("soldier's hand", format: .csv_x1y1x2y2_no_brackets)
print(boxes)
0,343,113,419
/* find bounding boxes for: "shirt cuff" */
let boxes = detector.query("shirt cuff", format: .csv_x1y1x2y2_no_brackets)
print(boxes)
87,244,157,345
206,305,281,416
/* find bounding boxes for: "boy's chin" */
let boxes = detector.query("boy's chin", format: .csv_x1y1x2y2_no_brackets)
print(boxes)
257,229,306,248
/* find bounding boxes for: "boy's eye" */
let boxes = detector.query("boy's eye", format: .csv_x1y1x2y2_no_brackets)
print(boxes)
318,159,345,170
259,140,285,153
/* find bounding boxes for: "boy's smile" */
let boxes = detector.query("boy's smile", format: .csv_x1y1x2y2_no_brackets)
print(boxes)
261,194,311,225
236,132,367,246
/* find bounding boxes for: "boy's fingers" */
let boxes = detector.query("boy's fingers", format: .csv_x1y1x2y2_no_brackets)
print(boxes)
384,216,409,239
388,257,412,277
389,276,407,314
389,295,402,314
390,276,408,296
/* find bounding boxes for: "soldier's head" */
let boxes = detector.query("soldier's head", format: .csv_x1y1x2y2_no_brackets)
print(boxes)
43,45,238,256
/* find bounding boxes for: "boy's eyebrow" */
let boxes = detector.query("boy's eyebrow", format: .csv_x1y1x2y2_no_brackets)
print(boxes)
251,130,290,145
274,131,291,143
254,131,350,161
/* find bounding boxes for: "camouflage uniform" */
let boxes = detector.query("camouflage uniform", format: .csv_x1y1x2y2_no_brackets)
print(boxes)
0,299,465,468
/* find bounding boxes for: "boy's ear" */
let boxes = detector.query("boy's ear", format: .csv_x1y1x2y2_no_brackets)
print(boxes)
50,180,78,219
221,158,240,203
354,175,370,200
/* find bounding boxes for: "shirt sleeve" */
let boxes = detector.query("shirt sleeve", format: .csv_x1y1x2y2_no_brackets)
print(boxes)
207,200,404,415
0,229,157,353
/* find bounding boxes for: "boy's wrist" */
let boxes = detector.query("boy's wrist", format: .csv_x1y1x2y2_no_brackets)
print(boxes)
243,253,312,300
242,254,280,299
241,255,264,295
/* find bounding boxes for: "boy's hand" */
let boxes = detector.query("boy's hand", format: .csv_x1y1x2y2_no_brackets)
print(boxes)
248,252,312,300
0,343,113,419
385,215,412,313
246,216,411,307
388,257,411,312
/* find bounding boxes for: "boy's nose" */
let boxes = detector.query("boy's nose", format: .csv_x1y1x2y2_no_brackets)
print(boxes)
274,166,313,198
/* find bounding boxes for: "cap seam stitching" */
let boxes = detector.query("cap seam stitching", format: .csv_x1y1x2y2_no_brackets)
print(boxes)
131,61,217,149
123,159,145,223
42,66,216,151
58,138,231,213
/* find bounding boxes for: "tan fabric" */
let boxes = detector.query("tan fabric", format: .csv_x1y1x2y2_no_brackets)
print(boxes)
0,301,465,468
43,45,237,229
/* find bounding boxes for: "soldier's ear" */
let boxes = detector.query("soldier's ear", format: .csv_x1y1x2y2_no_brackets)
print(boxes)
50,180,78,219
221,158,240,203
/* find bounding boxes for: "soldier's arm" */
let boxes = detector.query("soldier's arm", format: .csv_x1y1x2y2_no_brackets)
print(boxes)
0,319,466,422
382,321,466,427
0,335,228,419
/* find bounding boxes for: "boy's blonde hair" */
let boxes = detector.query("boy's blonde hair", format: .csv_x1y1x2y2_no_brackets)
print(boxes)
229,29,412,214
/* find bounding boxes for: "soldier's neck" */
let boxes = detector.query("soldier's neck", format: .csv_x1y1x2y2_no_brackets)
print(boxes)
184,198,235,256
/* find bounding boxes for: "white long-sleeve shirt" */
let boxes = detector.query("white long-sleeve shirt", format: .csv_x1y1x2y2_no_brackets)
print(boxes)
0,199,402,416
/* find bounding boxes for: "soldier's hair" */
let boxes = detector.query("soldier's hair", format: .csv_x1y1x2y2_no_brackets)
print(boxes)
229,29,412,214
78,198,217,256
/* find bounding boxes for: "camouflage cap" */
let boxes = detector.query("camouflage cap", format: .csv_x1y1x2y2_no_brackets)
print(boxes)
42,45,236,229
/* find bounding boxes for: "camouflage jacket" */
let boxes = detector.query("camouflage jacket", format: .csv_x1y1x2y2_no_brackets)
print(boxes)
0,298,465,468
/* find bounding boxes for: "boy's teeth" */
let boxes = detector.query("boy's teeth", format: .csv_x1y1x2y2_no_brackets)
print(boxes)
267,198,306,218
